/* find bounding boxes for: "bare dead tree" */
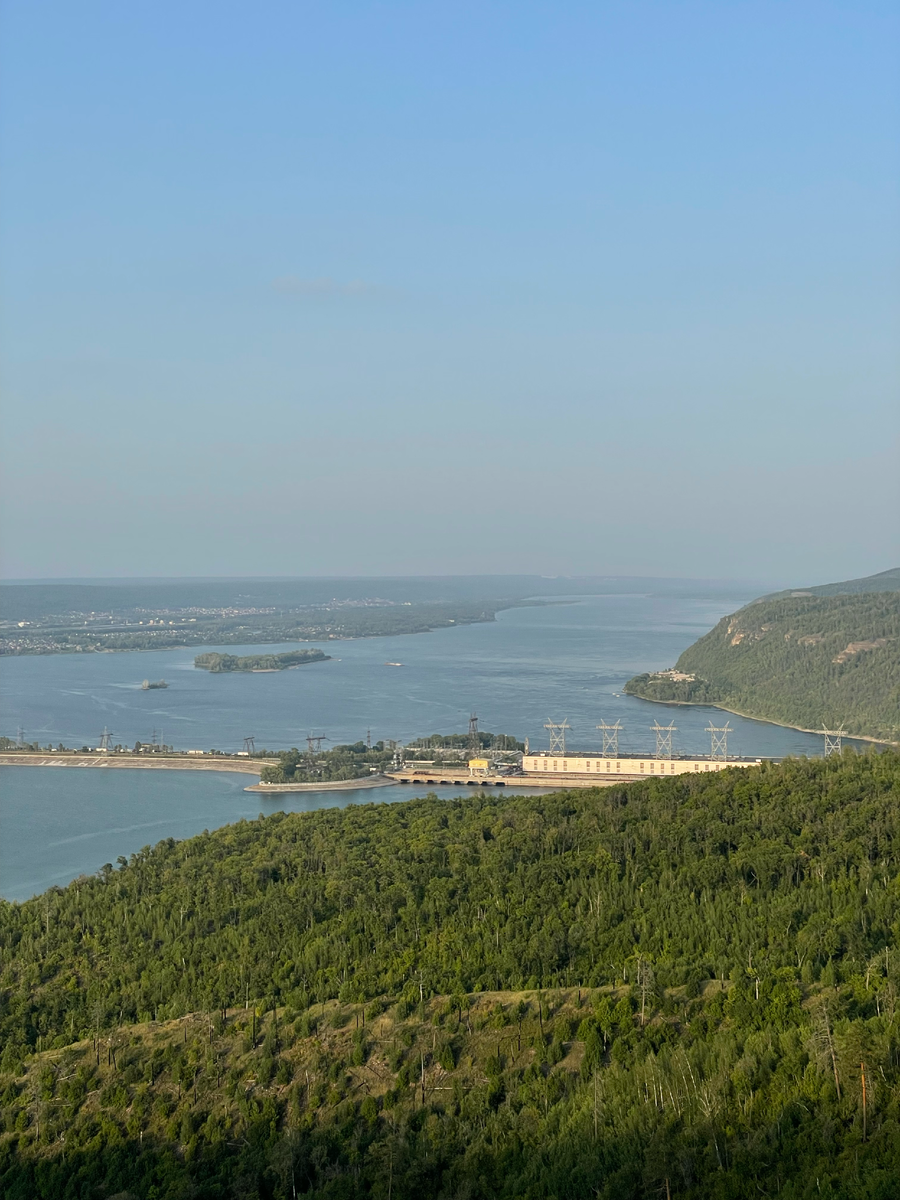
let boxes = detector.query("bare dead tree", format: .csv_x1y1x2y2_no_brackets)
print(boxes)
812,1000,841,1099
636,956,655,1027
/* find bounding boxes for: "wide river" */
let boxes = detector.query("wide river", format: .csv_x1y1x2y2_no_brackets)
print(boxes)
1,589,836,901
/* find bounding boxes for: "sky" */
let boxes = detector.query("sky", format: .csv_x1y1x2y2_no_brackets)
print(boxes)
1,0,897,585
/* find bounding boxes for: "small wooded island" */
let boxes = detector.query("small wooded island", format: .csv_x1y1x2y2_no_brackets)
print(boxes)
193,649,330,672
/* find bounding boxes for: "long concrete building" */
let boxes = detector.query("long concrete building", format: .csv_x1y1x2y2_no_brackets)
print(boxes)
387,753,767,790
522,753,763,779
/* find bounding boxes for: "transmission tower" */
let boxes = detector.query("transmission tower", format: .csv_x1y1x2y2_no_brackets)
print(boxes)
545,719,571,756
306,733,328,753
597,720,623,757
242,736,256,755
468,713,480,755
99,727,113,750
366,728,372,750
706,722,731,761
652,721,677,759
822,726,846,757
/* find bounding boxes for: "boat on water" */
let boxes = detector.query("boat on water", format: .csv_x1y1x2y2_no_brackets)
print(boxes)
141,680,168,690
384,662,403,667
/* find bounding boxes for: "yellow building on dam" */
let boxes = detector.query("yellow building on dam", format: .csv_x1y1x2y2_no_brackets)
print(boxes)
522,753,763,779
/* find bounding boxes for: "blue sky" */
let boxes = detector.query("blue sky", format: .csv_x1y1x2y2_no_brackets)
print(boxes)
1,1,897,583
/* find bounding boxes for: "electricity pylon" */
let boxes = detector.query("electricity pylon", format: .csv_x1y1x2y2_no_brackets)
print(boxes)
652,721,677,759
545,719,571,755
597,720,623,757
706,722,731,761
822,726,846,757
468,714,480,755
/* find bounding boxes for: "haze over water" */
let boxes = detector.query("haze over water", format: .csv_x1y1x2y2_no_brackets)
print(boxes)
1,590,842,901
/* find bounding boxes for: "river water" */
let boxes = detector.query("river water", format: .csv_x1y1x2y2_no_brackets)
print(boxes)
1,590,836,901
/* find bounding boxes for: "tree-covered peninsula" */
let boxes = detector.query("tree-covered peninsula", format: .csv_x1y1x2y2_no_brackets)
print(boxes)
625,585,900,744
194,650,330,673
2,751,900,1197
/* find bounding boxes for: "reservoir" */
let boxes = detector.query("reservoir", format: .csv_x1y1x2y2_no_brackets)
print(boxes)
0,769,557,902
1,589,841,900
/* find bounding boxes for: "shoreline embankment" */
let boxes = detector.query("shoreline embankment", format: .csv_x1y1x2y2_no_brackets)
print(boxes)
0,753,265,776
245,775,396,793
621,695,896,747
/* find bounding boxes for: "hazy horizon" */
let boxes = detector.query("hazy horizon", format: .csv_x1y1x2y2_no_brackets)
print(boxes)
2,2,898,582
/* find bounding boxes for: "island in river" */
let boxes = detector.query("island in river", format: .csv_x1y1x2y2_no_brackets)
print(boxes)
193,649,330,673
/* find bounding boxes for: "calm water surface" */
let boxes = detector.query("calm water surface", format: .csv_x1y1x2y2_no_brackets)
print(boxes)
0,770,554,901
1,592,838,900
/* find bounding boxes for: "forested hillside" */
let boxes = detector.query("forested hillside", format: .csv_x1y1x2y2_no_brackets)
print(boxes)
768,567,900,598
2,752,900,1197
625,590,900,742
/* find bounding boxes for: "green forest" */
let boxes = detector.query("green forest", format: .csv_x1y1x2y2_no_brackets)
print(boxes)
194,651,330,673
625,591,900,743
2,751,900,1197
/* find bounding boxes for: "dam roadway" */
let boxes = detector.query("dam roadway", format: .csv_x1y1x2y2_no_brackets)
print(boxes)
0,753,635,791
1,753,764,792
0,752,267,775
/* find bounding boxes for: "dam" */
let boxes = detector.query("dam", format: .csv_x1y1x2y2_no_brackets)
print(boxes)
385,751,766,790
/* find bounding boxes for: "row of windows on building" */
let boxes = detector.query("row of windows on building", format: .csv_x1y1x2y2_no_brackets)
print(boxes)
532,758,724,773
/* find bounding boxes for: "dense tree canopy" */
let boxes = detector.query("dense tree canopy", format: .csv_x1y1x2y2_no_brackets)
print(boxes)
194,650,329,673
2,751,900,1197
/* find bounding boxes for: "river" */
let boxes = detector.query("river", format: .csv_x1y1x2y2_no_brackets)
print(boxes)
1,589,837,900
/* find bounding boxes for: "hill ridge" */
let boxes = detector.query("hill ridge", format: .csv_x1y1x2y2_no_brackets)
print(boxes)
625,572,900,742
2,753,900,1197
